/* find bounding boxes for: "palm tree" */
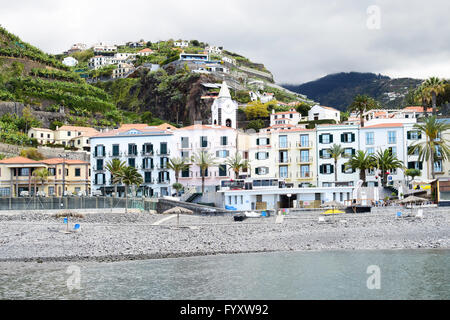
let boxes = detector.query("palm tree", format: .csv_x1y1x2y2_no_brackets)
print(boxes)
344,151,375,186
373,149,404,187
347,95,380,128
408,116,450,180
225,152,249,179
105,159,126,198
414,84,431,117
328,144,344,184
32,168,49,197
191,151,216,194
422,77,446,116
117,166,143,213
167,157,190,183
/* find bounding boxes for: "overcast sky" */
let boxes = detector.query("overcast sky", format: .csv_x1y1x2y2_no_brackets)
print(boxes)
1,0,449,84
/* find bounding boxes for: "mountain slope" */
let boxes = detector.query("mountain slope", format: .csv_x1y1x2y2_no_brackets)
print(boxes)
283,72,422,111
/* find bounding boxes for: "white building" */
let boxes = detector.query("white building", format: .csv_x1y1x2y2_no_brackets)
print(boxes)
308,105,341,123
88,56,113,69
174,41,189,48
112,63,135,79
315,124,360,187
360,123,407,187
211,81,238,129
138,48,153,56
89,124,178,197
222,56,237,65
270,108,301,127
93,43,117,53
62,57,78,67
206,46,223,55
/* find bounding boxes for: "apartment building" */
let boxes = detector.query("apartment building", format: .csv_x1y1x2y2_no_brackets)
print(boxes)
174,124,237,188
28,128,54,144
89,124,177,197
0,156,89,197
316,124,360,187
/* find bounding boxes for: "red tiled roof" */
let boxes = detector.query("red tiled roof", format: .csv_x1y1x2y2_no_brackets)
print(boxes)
41,158,89,165
58,126,99,134
178,124,234,131
139,48,153,53
0,156,42,164
403,106,433,113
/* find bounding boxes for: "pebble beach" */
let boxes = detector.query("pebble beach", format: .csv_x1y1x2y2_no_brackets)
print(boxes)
0,209,449,263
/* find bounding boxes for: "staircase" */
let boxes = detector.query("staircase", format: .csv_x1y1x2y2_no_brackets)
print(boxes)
186,193,202,203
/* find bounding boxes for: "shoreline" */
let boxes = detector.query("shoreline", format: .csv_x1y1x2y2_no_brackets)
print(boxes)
0,210,449,263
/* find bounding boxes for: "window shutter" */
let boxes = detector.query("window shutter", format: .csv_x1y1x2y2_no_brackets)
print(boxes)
341,134,344,142
255,152,259,160
255,168,260,175
267,138,270,145
216,151,220,157
352,149,356,156
342,164,345,173
330,165,334,174
142,158,145,168
319,165,323,174
407,131,411,140
226,151,230,157
256,138,260,146
418,132,422,139
266,152,269,159
330,135,334,143
419,162,423,170
319,150,323,158
351,133,355,142
319,135,323,143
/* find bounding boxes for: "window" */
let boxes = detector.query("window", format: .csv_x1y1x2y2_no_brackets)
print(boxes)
341,164,355,174
256,138,270,146
408,146,420,156
40,133,44,138
200,136,208,148
181,137,189,148
95,145,105,157
181,168,190,178
221,136,228,146
341,132,355,143
408,161,423,170
112,145,120,156
216,150,230,158
47,134,50,139
389,147,397,156
96,159,103,171
434,160,443,173
160,157,169,169
319,149,331,159
300,135,309,147
142,158,153,170
279,166,288,178
388,131,396,144
48,187,54,196
322,182,332,187
300,150,310,162
145,172,152,183
75,168,81,177
128,158,135,168
219,165,227,177
344,148,355,158
407,131,421,140
256,152,269,160
279,135,288,148
160,142,168,155
143,143,153,155
366,147,375,155
319,134,333,144
68,131,71,137
366,132,374,145
279,151,288,163
320,164,334,174
128,144,137,156
300,165,310,177
255,167,269,175
181,151,189,160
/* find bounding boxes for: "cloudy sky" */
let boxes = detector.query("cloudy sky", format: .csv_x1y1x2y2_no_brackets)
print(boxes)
1,0,449,84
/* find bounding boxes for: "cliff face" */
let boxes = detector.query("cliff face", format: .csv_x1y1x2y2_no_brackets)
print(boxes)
0,102,66,127
103,69,218,126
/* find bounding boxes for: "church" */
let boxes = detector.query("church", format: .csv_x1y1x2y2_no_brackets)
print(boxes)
211,81,238,129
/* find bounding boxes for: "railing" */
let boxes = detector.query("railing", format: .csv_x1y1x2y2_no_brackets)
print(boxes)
297,157,313,163
156,164,169,170
276,157,291,164
196,142,211,149
275,142,291,149
108,151,123,157
140,151,154,156
139,165,154,170
178,143,193,150
297,172,312,179
296,141,313,148
93,152,106,158
156,149,171,156
125,152,138,157
93,166,105,172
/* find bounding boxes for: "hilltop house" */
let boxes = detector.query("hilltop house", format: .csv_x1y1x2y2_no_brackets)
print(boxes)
174,41,189,48
62,57,78,67
270,109,302,127
112,63,135,79
308,105,341,123
138,48,153,56
206,46,223,55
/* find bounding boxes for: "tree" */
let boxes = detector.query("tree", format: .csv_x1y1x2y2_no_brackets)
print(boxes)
105,159,126,198
32,168,49,196
167,157,189,183
141,111,153,124
246,119,265,132
191,151,216,194
347,95,380,128
405,168,421,184
172,182,184,196
329,144,345,184
243,101,269,120
344,151,375,186
373,149,404,187
20,148,44,160
117,166,143,213
422,77,446,116
225,152,249,179
409,116,450,179
413,84,431,117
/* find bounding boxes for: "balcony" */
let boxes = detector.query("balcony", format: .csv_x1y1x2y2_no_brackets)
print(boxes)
157,180,171,185
93,152,106,158
297,157,313,164
196,142,211,149
93,166,105,172
140,150,154,157
156,164,169,170
108,151,123,158
297,172,313,180
156,149,171,156
275,142,291,150
125,152,138,158
178,143,193,150
296,141,313,149
276,157,291,165
140,165,154,171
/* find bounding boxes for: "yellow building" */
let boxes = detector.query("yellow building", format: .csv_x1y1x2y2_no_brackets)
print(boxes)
55,126,99,150
0,156,90,197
